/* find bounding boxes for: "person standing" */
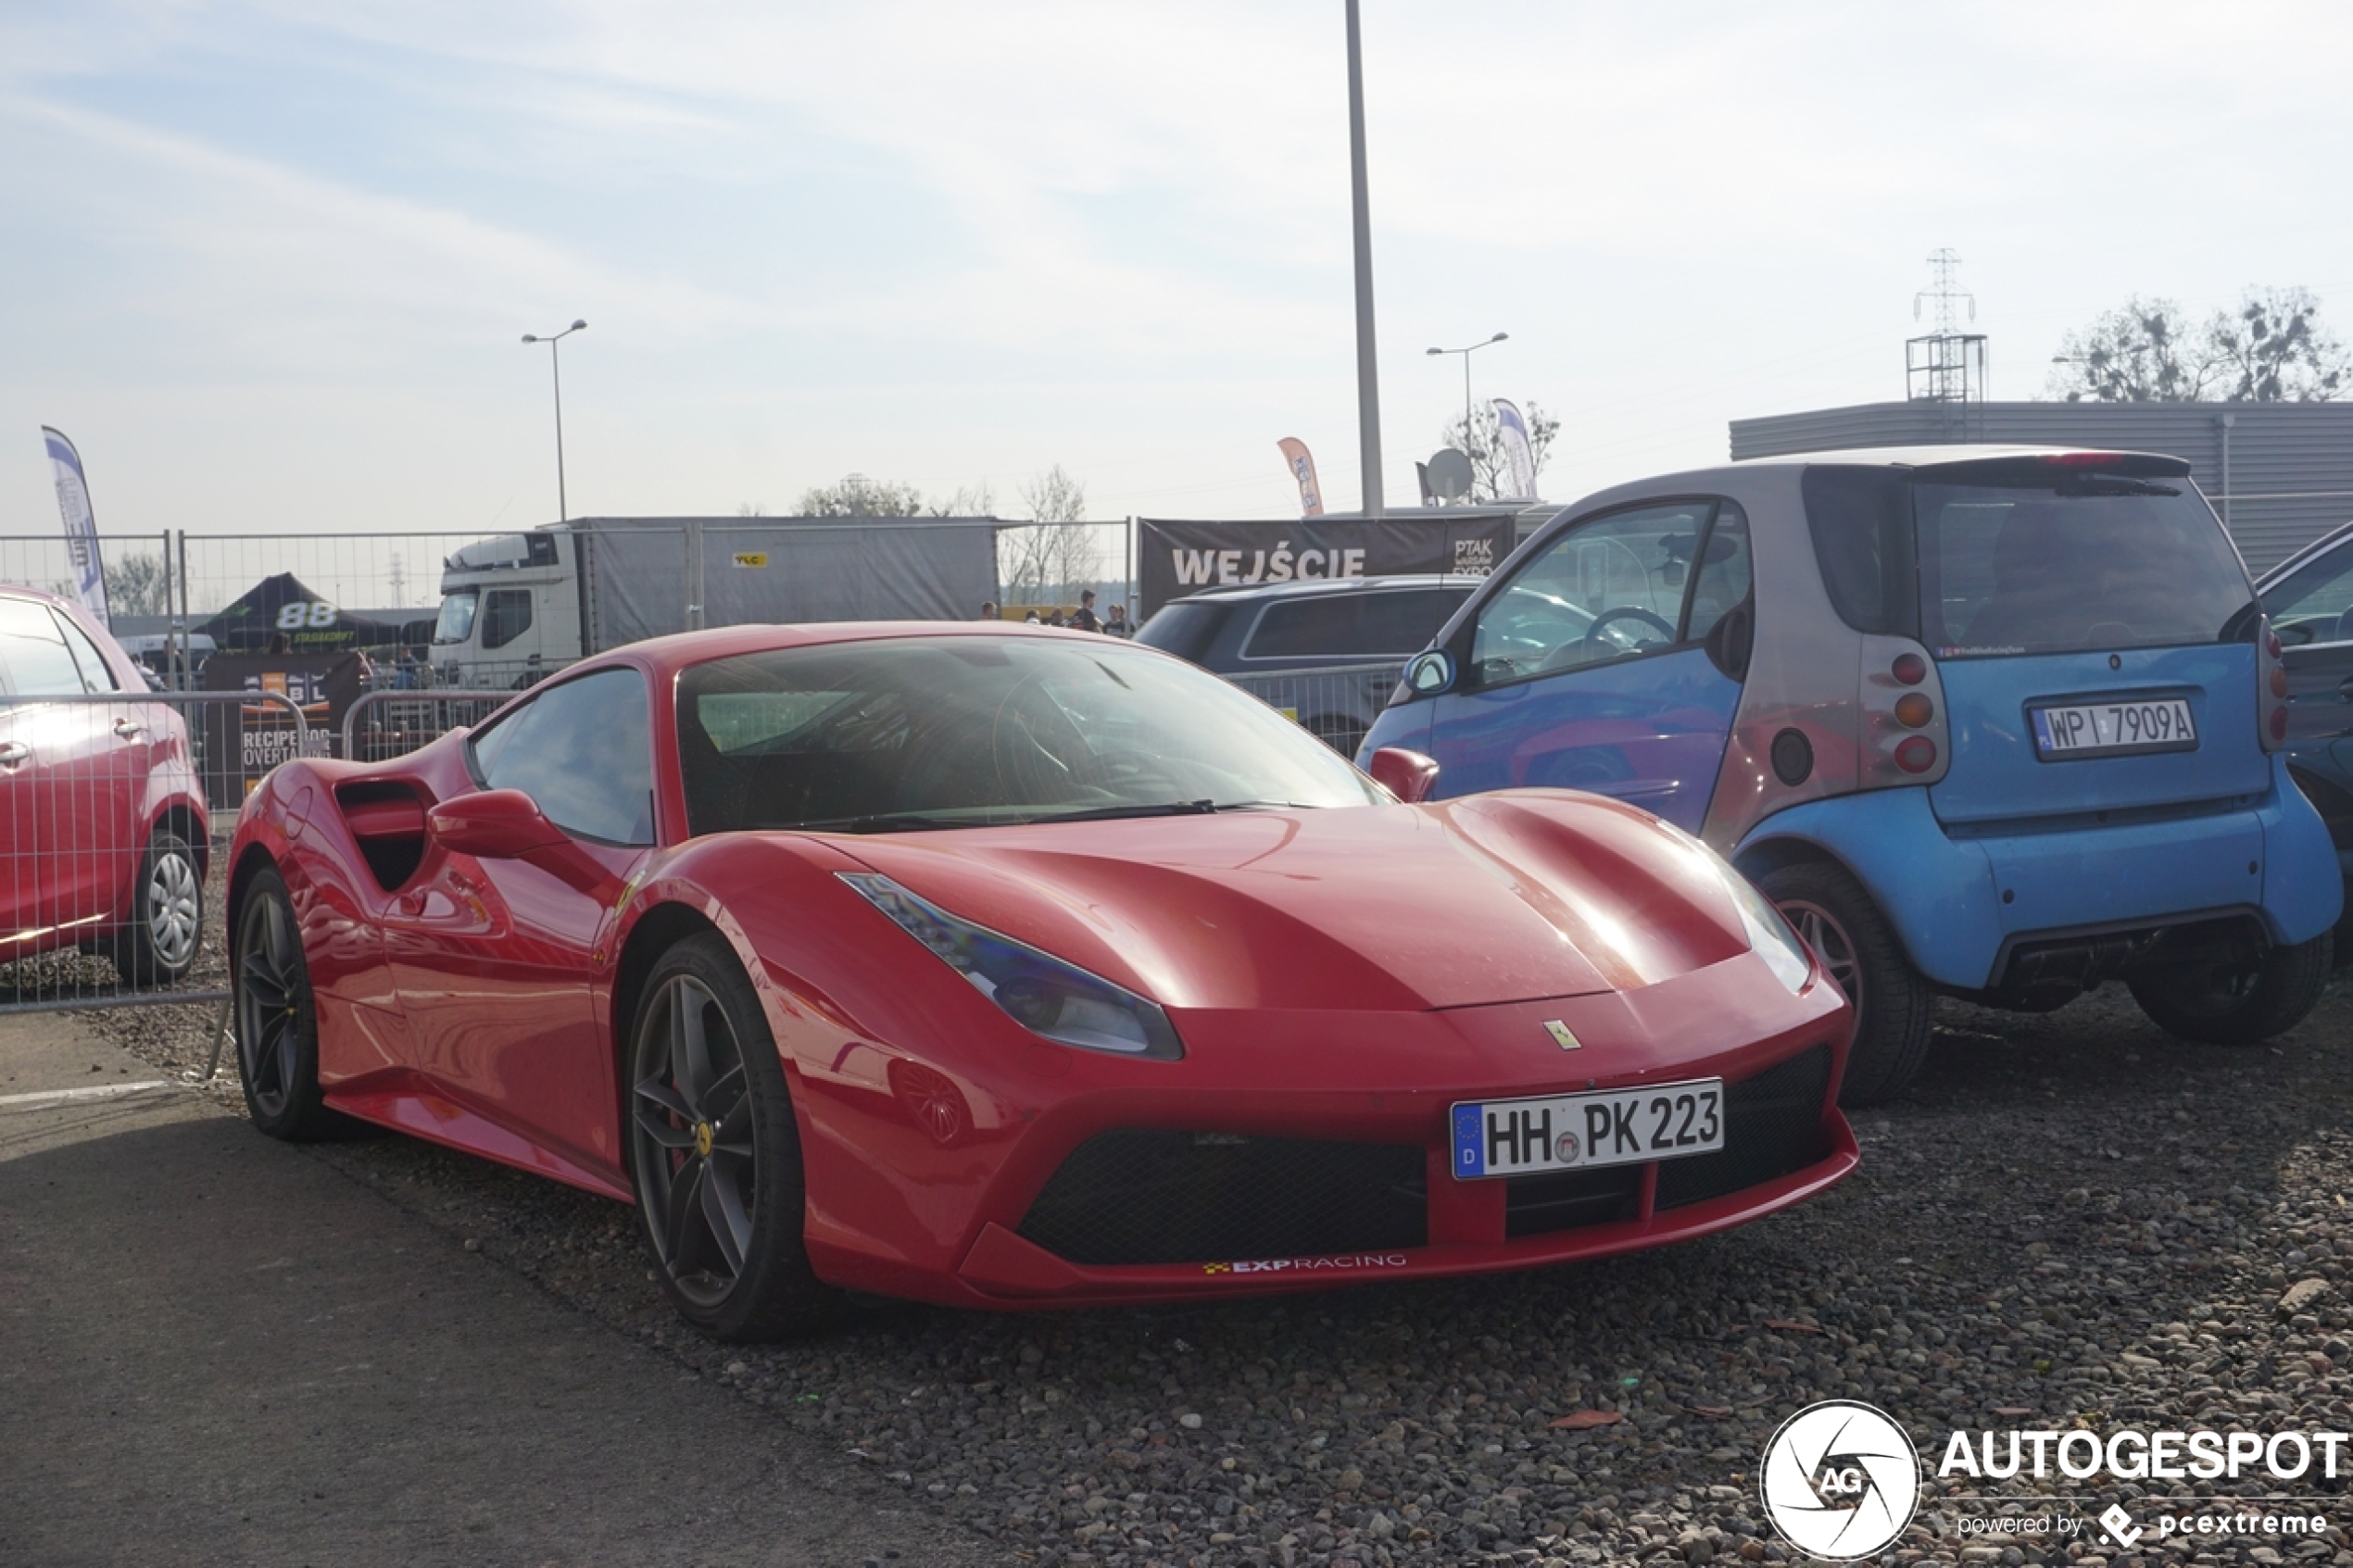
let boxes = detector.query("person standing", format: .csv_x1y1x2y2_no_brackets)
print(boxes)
978,600,999,621
1103,603,1130,638
1069,589,1103,633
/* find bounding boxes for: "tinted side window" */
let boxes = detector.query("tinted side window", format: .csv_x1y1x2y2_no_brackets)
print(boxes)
1132,600,1226,662
1470,502,1711,684
54,614,120,692
1681,505,1752,643
1358,588,1471,653
1802,466,1917,636
482,588,534,651
0,597,94,696
2264,536,2353,646
1243,596,1355,658
470,668,655,845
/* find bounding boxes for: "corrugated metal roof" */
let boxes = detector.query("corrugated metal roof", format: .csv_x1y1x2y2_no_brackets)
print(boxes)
1729,401,2353,571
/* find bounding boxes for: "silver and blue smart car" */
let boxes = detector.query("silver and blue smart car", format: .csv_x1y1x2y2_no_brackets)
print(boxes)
1362,446,2342,1104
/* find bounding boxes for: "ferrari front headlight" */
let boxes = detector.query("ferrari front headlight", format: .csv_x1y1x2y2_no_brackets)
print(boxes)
838,873,1184,1060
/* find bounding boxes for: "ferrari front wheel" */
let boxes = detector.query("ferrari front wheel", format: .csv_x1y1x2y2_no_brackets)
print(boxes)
233,867,338,1141
627,933,841,1341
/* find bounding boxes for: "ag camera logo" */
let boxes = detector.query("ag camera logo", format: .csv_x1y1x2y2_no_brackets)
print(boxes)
1759,1399,1920,1562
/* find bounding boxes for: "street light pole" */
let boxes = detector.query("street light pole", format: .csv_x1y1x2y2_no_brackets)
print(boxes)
1427,332,1509,432
521,319,587,521
1345,0,1384,518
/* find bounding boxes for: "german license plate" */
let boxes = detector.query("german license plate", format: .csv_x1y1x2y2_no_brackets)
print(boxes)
2031,697,2196,759
1449,1079,1724,1180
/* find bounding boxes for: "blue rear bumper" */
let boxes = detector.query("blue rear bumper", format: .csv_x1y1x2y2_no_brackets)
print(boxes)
1731,757,2344,989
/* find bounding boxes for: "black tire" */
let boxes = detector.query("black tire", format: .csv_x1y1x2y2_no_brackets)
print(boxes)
1756,859,1934,1107
2126,930,2334,1045
110,828,203,985
233,867,339,1140
627,933,843,1341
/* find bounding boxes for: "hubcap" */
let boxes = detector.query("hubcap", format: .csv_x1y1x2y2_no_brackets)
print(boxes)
630,974,756,1308
235,894,306,1118
147,850,200,968
1778,897,1864,1012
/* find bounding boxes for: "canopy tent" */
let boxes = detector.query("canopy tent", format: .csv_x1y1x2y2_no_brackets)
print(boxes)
195,572,401,654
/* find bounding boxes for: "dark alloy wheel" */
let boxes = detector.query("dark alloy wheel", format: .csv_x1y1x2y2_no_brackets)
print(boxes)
1756,859,1933,1107
2127,930,2334,1046
628,933,842,1341
111,828,202,985
233,867,338,1140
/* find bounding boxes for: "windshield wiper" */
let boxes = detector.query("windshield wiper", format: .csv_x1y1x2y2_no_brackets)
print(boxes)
1042,799,1218,823
794,811,979,834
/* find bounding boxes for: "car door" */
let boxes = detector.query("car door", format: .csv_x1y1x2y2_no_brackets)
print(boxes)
2259,524,2353,867
1423,500,1753,834
385,666,657,1175
0,596,136,951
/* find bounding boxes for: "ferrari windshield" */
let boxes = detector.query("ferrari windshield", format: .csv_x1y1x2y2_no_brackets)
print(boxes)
675,634,1384,835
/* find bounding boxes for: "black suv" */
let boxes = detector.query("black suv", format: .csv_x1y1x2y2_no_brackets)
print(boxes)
1135,575,1480,754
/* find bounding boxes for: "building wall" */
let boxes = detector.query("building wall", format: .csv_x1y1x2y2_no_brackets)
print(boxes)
1729,400,2353,572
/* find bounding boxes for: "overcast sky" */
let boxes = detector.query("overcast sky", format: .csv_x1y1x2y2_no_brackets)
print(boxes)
7,0,2353,556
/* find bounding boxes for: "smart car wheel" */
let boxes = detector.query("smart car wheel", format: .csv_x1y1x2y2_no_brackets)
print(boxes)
628,933,842,1342
233,867,338,1140
1757,860,1933,1107
111,828,203,985
2126,931,2334,1046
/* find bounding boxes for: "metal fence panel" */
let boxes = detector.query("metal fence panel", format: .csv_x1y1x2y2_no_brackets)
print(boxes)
1218,660,1404,757
0,691,306,1015
342,688,511,762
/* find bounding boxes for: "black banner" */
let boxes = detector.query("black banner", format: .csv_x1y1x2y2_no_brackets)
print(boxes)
200,652,371,805
1136,513,1517,618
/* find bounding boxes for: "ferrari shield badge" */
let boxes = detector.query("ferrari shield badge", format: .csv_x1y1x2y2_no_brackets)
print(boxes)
1542,1020,1581,1051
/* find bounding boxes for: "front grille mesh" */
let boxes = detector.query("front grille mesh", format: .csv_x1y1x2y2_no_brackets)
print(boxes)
1016,1130,1427,1266
1654,1045,1832,1210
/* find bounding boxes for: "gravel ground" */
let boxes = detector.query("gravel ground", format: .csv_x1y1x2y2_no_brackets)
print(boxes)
58,862,2353,1568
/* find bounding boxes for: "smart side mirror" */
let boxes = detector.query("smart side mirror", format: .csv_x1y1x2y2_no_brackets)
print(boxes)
1404,648,1454,696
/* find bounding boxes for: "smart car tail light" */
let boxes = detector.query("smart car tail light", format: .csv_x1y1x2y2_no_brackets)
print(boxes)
838,873,1184,1060
1857,634,1951,790
2257,614,2290,753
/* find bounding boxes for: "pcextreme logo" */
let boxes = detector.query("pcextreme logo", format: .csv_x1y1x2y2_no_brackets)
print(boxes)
1758,1400,1921,1562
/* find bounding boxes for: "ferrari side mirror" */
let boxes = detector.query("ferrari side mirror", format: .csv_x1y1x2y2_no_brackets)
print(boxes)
427,789,566,859
1367,747,1441,804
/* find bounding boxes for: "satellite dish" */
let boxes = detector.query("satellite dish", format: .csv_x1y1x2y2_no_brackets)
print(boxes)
1427,447,1474,502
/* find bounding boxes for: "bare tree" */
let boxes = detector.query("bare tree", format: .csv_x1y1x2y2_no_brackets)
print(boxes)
1000,465,1097,606
1436,400,1560,502
2208,287,2351,402
794,473,927,516
736,501,768,517
2048,288,2351,402
926,482,996,517
106,552,172,616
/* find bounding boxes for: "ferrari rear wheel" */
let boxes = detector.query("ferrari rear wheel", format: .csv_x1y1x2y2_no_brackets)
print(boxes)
233,867,338,1141
1757,859,1933,1108
628,934,841,1341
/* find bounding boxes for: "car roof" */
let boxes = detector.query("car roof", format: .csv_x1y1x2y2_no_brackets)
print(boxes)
1161,573,1487,606
566,621,1198,681
1724,443,2186,470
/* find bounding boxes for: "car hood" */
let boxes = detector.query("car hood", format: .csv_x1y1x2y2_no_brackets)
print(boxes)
831,793,1752,1011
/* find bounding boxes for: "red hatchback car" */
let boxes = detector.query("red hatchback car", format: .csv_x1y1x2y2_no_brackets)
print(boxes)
226,623,1854,1340
0,584,208,983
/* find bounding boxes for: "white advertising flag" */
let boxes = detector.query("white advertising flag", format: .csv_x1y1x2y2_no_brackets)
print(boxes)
1276,437,1325,518
41,426,110,627
1491,399,1538,502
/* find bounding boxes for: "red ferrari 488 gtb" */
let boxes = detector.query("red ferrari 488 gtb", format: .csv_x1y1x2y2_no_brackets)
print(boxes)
228,623,1855,1340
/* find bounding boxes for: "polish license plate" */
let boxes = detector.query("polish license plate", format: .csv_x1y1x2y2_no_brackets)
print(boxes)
2031,697,2196,759
1449,1079,1724,1180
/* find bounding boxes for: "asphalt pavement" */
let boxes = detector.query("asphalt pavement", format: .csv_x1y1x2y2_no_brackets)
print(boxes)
0,1011,999,1568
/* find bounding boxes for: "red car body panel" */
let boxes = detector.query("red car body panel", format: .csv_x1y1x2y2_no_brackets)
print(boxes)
228,624,1856,1311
